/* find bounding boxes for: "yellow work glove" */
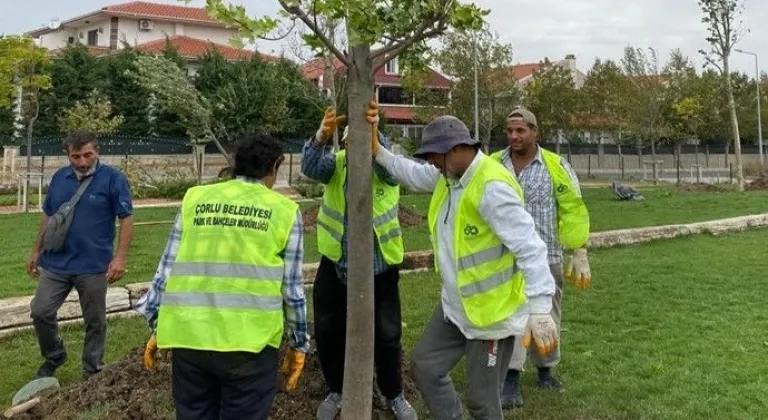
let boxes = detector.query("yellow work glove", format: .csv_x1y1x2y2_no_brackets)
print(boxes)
144,334,158,370
315,106,346,146
565,248,591,289
522,313,559,356
279,349,306,392
366,98,380,156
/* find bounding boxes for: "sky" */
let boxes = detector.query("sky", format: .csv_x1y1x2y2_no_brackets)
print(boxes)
2,0,767,77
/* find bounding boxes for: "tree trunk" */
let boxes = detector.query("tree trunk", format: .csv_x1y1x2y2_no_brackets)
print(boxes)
649,119,656,160
724,58,745,191
24,94,40,213
340,42,375,420
483,99,493,153
325,21,340,151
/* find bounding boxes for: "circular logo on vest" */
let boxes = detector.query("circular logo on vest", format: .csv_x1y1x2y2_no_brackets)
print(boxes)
557,184,568,193
375,188,385,197
464,224,479,236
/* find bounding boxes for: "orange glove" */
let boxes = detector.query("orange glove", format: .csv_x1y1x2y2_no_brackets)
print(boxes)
366,98,380,156
144,334,158,370
279,349,306,391
315,106,346,145
565,248,591,289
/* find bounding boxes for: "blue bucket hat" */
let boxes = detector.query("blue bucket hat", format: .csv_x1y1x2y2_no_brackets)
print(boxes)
413,115,478,160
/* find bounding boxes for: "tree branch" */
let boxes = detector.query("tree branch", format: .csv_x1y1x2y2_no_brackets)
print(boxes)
278,0,350,67
371,23,447,72
258,20,297,41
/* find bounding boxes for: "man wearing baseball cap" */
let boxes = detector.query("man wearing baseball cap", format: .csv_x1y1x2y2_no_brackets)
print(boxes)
491,107,591,408
367,110,559,419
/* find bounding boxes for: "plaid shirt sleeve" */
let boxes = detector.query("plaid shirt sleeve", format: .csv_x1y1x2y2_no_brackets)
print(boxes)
282,209,310,352
374,132,399,187
132,210,182,332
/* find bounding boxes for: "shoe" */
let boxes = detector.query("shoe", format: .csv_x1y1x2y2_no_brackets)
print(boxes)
536,367,564,392
34,354,67,379
501,369,523,408
316,392,342,420
389,393,417,420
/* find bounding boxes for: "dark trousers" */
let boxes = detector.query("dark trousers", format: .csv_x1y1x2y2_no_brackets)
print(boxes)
313,256,404,399
30,267,108,375
172,347,278,420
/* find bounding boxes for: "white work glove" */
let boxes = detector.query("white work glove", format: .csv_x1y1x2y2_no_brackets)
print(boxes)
565,248,591,290
523,313,559,356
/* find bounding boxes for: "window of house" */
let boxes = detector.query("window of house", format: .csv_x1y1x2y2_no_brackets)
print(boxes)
378,86,411,105
407,126,424,140
87,29,98,46
385,58,399,74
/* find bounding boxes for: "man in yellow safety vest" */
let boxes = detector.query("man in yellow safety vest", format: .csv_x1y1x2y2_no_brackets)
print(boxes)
301,104,415,420
367,105,559,420
492,107,591,408
134,134,310,420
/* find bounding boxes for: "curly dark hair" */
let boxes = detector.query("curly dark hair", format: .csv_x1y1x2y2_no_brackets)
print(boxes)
233,134,285,179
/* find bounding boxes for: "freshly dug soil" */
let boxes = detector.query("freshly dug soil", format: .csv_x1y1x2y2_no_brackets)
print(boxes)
746,174,768,190
16,327,420,420
302,204,425,234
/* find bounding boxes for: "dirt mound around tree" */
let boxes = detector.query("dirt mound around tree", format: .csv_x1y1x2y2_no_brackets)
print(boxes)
302,205,425,234
746,174,768,190
16,328,420,420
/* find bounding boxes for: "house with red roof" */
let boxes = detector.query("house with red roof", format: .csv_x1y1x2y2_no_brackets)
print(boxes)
24,1,272,66
301,56,452,139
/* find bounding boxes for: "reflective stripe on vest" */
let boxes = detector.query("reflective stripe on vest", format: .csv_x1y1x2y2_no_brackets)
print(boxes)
427,155,526,328
316,150,405,265
156,179,298,354
491,148,590,250
161,292,283,310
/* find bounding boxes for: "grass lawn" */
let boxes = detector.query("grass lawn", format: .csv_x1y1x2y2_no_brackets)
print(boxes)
1,187,767,299
1,229,767,418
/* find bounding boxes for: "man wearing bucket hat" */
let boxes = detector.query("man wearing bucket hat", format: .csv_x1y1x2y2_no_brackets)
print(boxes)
491,107,591,408
301,105,416,420
367,109,559,420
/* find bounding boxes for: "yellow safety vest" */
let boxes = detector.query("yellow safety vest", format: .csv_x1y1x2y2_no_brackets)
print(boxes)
491,147,590,250
427,155,527,328
316,150,404,265
156,179,298,353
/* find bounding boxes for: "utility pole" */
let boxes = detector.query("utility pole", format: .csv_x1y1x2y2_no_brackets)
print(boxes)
472,31,480,148
735,48,763,164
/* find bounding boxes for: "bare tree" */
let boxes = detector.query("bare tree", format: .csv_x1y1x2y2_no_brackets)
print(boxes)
698,0,749,191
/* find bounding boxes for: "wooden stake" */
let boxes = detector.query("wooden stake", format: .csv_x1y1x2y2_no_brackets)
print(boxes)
3,397,41,418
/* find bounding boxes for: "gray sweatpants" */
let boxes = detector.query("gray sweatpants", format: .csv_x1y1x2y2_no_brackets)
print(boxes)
30,267,108,375
508,263,564,371
411,304,516,420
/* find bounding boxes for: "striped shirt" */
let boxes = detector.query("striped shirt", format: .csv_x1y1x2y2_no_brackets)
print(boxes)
499,146,582,265
132,177,310,353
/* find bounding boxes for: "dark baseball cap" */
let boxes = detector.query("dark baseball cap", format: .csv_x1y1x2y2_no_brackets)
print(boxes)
507,107,538,128
413,115,479,160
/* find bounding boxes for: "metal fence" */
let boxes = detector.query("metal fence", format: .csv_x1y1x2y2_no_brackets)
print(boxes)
11,135,311,157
